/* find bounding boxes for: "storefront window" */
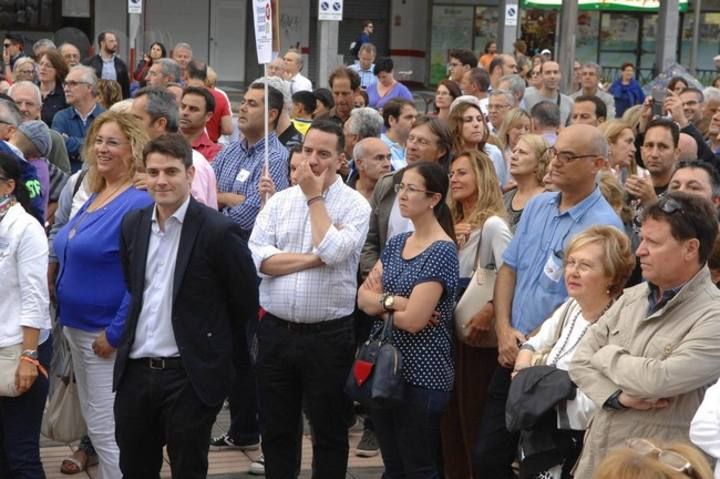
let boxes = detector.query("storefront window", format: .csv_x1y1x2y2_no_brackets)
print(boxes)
474,6,499,59
0,0,54,29
680,12,720,71
429,5,474,84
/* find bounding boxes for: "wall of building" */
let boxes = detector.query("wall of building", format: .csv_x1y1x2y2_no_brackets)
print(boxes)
389,0,430,86
93,0,128,58
144,0,211,62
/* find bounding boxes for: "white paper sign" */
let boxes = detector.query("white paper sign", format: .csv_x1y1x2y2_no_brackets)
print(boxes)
128,0,142,14
505,4,518,26
253,0,273,64
318,0,343,21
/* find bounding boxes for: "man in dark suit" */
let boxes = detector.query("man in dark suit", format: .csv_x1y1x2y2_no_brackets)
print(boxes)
113,132,259,478
82,31,130,99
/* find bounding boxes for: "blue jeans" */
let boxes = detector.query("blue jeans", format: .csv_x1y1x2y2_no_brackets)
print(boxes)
0,339,52,479
371,385,451,479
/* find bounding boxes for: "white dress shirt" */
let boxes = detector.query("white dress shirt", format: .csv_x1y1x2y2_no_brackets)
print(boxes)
0,203,51,348
289,72,313,94
249,176,371,323
129,196,190,358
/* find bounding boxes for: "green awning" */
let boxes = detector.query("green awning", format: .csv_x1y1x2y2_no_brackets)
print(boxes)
521,0,688,11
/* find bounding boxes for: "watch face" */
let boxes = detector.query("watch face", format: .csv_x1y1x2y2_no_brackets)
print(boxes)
384,295,394,309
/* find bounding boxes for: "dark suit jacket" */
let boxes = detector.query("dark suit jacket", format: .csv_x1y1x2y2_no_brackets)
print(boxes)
114,197,259,407
82,54,131,99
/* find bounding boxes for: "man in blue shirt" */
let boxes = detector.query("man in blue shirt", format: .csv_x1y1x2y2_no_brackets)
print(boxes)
472,124,623,479
209,82,289,454
348,43,377,90
51,65,105,172
380,98,417,171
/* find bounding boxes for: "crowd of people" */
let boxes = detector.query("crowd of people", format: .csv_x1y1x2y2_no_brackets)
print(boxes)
4,24,720,479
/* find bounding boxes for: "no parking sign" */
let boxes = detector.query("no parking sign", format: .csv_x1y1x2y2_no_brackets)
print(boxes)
319,0,343,21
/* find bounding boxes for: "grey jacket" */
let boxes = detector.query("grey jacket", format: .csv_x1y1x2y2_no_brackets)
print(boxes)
360,171,402,276
569,267,720,478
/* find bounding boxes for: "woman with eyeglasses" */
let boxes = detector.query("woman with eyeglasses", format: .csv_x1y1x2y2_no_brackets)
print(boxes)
12,57,37,84
441,150,512,478
358,161,458,478
448,96,508,188
0,152,52,478
594,439,713,479
511,226,634,479
53,111,151,479
38,49,69,126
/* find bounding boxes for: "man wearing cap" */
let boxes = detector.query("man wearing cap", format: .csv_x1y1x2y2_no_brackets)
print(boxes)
13,120,53,216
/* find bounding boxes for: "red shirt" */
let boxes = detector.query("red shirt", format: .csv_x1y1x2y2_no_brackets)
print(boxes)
192,130,222,163
206,88,231,143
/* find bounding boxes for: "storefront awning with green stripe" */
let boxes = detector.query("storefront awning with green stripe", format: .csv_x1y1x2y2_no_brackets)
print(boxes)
521,0,688,11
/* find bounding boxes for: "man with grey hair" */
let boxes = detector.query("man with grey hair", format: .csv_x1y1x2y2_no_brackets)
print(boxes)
267,56,286,78
9,80,71,174
570,63,615,119
51,64,105,171
145,58,181,88
343,107,383,162
349,43,377,90
283,50,312,94
172,42,193,80
498,74,526,109
59,43,81,68
32,38,56,59
349,137,390,200
487,89,516,135
130,86,218,208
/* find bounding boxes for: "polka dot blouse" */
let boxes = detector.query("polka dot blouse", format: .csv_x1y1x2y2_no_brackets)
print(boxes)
377,232,459,391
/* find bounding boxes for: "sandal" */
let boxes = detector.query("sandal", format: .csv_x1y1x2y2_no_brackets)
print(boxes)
60,449,98,475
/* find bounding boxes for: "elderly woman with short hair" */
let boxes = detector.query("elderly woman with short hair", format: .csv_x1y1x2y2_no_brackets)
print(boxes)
511,226,635,479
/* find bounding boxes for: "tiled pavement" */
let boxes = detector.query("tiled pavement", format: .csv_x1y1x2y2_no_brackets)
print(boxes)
40,407,384,478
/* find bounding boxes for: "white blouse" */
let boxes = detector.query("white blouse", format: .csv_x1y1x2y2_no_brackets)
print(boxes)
0,203,51,348
525,298,596,430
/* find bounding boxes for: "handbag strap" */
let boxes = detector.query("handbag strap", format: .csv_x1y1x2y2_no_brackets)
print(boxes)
381,312,395,341
470,227,484,274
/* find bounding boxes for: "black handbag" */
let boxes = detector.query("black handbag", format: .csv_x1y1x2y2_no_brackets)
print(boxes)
345,313,406,408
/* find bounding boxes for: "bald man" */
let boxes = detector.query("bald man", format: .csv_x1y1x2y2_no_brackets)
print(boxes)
678,132,699,162
473,123,622,478
349,137,391,201
283,50,312,94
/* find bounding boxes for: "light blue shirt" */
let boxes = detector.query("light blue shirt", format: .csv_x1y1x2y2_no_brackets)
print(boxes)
485,143,508,187
381,133,406,171
101,55,117,81
502,188,623,335
349,62,377,89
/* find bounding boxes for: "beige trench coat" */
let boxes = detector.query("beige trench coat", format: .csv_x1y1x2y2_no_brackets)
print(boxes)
569,267,720,479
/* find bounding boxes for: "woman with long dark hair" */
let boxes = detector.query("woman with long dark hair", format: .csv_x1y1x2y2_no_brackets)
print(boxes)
0,152,52,477
133,42,167,86
358,161,459,478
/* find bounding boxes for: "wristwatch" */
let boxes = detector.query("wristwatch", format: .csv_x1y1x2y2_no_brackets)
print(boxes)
21,349,38,360
380,293,395,312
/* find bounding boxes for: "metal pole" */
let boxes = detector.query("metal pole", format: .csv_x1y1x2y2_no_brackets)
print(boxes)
656,0,679,73
557,0,578,93
689,0,702,74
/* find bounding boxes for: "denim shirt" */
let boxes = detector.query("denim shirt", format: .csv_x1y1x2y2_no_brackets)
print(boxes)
503,188,623,335
51,103,106,162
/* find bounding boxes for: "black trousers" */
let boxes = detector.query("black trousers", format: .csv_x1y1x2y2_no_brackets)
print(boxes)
472,366,519,479
256,314,355,479
114,360,222,479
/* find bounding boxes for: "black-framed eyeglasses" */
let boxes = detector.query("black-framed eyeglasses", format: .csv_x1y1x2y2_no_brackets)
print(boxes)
625,438,697,477
545,147,598,164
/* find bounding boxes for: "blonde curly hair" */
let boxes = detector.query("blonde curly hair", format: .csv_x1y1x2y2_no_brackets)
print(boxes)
83,111,150,193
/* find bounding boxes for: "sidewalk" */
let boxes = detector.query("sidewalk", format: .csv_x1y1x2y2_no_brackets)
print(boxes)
40,408,384,478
